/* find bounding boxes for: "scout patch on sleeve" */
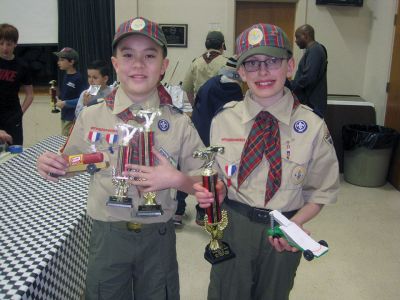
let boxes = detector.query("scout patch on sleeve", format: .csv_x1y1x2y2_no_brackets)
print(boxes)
323,127,333,145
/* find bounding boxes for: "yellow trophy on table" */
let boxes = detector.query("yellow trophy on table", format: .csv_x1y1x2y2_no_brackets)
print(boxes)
49,80,60,113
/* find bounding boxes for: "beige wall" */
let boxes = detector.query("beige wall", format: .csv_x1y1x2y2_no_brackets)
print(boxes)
115,0,397,124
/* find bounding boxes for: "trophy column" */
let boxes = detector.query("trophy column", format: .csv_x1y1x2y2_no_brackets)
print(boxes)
193,146,235,264
107,124,139,208
49,80,60,113
136,109,163,217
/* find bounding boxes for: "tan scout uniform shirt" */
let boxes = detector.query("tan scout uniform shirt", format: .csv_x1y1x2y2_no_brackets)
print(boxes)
210,88,339,211
64,87,204,223
182,50,228,95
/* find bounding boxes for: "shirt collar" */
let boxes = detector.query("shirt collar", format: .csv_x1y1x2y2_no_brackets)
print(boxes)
241,87,293,126
112,88,160,116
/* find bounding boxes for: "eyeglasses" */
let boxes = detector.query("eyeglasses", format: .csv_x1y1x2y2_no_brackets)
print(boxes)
242,57,285,72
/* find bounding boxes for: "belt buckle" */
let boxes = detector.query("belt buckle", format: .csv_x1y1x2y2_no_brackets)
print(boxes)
127,222,142,232
250,207,272,224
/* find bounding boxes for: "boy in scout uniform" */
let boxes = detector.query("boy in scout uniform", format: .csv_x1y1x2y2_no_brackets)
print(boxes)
194,23,339,300
37,17,203,300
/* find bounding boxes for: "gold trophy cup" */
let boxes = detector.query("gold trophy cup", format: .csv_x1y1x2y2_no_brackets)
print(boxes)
193,146,235,264
49,80,60,113
136,108,163,217
107,124,139,208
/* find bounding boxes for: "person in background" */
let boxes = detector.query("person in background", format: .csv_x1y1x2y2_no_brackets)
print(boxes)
291,24,328,117
0,23,34,145
188,55,244,226
37,16,204,299
182,31,228,106
75,59,112,118
194,23,339,300
53,47,86,136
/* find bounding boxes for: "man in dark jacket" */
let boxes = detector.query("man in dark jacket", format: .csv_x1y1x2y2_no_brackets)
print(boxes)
291,24,328,117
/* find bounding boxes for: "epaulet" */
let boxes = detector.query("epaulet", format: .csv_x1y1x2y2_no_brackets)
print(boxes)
300,104,323,119
161,103,184,114
214,101,239,117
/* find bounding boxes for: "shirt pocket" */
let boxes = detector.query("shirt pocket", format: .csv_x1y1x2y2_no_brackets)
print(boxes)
281,144,312,190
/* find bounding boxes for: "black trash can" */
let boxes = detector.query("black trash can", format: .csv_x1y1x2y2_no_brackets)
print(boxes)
342,125,398,187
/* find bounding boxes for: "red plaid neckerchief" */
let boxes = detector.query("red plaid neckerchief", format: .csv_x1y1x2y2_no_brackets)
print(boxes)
202,50,222,64
237,94,300,205
104,84,173,123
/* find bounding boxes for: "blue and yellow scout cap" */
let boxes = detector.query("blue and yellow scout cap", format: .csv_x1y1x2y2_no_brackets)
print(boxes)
236,23,292,67
112,17,168,55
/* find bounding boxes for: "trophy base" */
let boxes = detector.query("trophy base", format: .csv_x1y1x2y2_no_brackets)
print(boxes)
136,204,163,217
51,109,60,113
107,196,133,208
204,241,235,265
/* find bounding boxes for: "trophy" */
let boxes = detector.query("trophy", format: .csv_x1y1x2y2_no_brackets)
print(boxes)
193,146,235,264
49,80,60,113
136,108,163,217
87,85,101,96
107,124,139,208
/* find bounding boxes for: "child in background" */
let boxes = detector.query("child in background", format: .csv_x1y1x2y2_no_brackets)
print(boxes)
0,23,34,145
75,59,112,118
53,47,86,136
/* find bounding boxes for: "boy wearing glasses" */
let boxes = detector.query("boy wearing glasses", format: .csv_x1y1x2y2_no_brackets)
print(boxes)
194,23,339,300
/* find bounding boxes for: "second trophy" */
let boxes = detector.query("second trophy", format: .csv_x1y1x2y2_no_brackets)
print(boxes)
193,146,235,264
107,123,140,208
136,108,164,217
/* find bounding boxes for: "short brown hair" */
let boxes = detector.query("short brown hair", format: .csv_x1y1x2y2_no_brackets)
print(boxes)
0,23,19,43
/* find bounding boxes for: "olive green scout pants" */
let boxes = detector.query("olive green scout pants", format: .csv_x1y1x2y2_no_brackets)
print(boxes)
208,205,302,300
85,219,179,300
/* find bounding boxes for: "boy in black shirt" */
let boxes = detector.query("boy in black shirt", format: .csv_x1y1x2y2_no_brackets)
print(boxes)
0,23,34,145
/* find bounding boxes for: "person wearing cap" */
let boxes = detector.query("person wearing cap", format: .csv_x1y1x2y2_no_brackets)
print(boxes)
291,24,328,117
191,56,243,147
182,30,228,105
0,23,34,146
194,23,339,300
37,16,204,299
53,47,86,136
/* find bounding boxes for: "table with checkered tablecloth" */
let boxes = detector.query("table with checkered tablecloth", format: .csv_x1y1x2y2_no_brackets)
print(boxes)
0,136,92,299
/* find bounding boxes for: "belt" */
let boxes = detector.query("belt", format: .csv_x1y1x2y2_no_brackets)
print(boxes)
111,220,170,233
224,198,298,225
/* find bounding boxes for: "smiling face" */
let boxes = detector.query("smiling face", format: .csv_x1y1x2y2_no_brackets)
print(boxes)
238,54,294,107
111,34,169,104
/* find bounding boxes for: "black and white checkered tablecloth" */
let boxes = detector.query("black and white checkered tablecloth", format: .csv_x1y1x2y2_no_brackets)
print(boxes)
0,136,92,299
